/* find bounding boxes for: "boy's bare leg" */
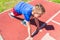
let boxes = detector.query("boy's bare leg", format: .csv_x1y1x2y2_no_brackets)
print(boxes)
9,12,27,27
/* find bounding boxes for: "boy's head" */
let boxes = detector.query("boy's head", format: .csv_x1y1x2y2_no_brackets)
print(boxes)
32,3,45,18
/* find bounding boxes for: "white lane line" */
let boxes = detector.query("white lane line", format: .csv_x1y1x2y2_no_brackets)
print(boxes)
46,10,60,23
39,10,60,31
51,20,60,25
0,8,12,14
41,33,56,40
0,34,3,40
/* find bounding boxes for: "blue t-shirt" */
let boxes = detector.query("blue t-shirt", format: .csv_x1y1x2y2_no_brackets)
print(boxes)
14,2,33,21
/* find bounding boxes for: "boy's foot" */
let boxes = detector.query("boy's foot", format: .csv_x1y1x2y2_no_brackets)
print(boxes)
21,20,27,27
8,12,15,18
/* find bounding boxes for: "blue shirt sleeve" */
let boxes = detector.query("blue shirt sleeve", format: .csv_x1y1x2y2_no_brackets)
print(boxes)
24,11,32,21
22,4,33,21
24,14,30,21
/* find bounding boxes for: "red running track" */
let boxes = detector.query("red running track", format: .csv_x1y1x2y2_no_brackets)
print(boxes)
0,0,60,40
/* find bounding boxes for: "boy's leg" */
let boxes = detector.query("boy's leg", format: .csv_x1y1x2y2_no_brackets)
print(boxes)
9,8,27,26
9,8,21,18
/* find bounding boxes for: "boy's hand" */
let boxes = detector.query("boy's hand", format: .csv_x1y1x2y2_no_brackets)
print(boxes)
25,36,33,40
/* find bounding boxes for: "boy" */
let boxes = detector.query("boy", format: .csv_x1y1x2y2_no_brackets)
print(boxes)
9,1,45,40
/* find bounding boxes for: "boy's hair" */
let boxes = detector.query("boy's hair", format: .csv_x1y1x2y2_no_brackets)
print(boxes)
33,3,45,14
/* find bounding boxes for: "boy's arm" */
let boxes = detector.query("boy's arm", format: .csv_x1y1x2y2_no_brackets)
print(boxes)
31,18,40,37
34,18,40,30
26,21,31,37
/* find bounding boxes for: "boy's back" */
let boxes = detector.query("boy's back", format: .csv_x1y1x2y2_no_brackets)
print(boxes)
14,2,33,14
14,2,33,21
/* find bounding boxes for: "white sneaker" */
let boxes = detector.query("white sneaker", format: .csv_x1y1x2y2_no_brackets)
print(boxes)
8,12,15,18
